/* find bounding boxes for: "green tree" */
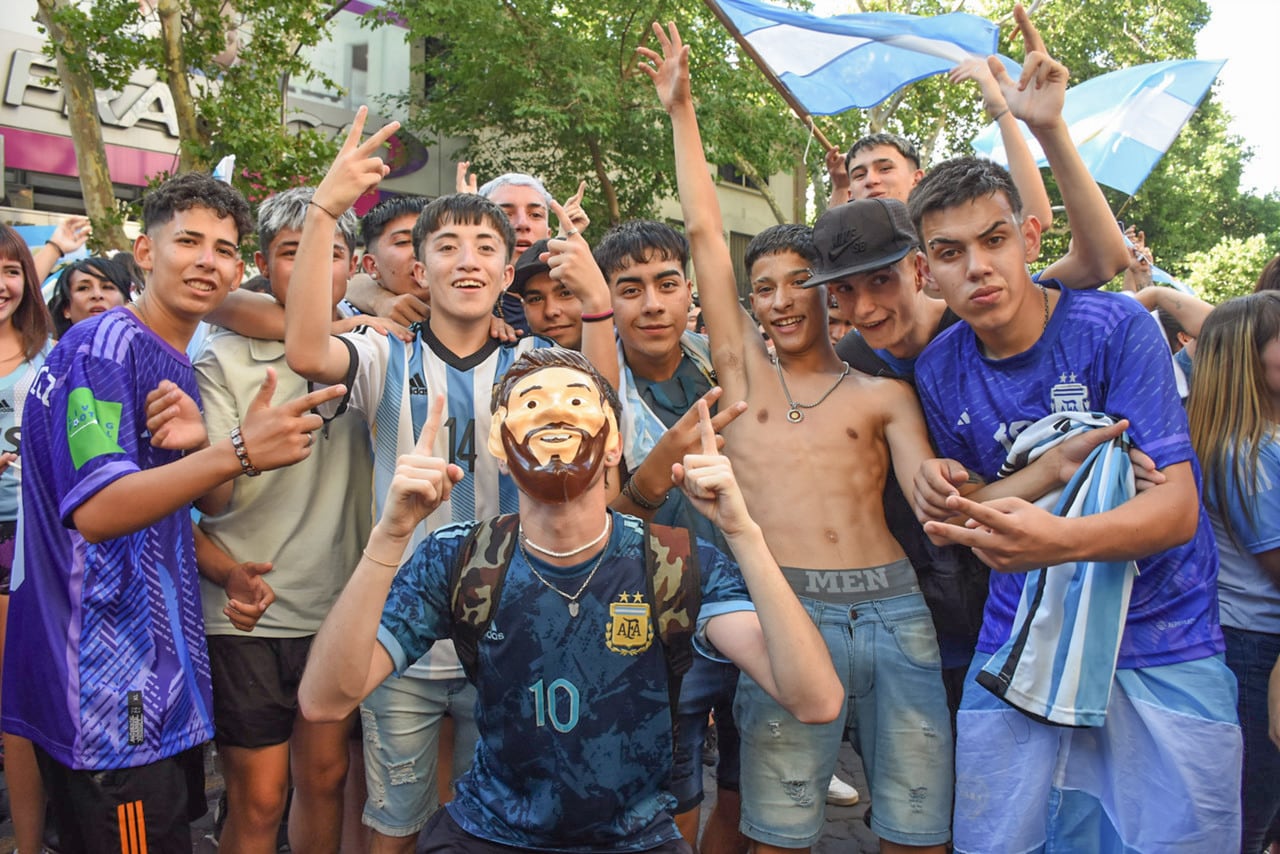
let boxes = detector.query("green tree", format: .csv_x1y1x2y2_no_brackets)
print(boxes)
376,0,812,229
1184,233,1273,304
36,0,348,250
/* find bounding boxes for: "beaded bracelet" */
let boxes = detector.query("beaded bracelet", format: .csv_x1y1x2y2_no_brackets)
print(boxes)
229,425,261,477
621,476,664,511
581,309,614,323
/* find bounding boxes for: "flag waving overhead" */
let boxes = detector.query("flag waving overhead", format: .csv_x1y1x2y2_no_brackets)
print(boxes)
703,0,999,114
970,59,1225,197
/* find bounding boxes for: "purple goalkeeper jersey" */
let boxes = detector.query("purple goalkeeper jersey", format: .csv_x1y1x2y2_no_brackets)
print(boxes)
2,308,214,770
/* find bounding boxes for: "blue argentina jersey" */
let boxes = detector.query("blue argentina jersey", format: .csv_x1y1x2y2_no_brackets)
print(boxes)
377,512,754,852
3,308,213,770
915,282,1223,669
340,325,554,677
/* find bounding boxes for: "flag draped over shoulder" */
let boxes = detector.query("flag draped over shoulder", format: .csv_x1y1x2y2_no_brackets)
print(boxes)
704,0,998,114
970,59,1225,197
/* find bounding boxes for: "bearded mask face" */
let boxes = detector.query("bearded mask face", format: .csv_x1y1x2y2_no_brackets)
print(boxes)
490,366,620,504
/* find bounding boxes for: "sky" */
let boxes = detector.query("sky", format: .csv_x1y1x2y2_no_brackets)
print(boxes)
1196,0,1279,195
805,0,1279,197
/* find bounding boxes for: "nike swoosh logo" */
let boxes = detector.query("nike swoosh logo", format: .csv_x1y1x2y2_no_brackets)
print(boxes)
826,229,867,262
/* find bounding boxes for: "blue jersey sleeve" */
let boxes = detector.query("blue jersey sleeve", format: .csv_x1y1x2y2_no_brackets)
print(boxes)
1223,441,1280,556
377,524,473,672
693,539,755,661
52,346,144,526
1098,309,1193,469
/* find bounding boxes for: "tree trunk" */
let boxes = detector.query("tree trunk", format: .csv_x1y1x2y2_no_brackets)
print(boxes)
587,137,621,225
732,154,787,225
156,0,204,172
34,0,131,251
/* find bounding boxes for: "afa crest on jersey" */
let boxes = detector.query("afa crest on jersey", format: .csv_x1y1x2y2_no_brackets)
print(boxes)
606,592,652,655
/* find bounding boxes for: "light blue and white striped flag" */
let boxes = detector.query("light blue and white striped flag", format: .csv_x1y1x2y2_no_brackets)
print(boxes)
705,0,998,114
971,59,1225,197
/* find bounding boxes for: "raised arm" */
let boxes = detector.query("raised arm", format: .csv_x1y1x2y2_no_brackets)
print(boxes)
543,200,619,391
1132,285,1213,339
33,216,91,282
949,56,1053,229
285,107,400,384
638,22,755,369
825,146,852,209
992,6,1129,288
300,396,463,721
677,401,843,724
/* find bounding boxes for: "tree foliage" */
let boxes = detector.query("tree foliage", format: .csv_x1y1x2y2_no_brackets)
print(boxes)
37,0,346,249
375,0,812,230
1184,233,1273,304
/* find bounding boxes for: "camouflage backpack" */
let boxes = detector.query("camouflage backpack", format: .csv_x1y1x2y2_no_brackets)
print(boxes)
448,514,702,735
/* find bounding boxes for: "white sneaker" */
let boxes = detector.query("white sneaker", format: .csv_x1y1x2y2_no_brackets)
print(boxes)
826,774,860,806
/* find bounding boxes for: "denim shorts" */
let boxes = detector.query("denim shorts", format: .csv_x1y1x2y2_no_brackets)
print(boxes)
360,673,480,836
669,653,741,813
735,591,953,848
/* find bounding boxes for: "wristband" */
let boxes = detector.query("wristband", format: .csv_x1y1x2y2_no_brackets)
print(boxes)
362,548,401,570
622,476,664,511
45,238,69,255
581,309,614,323
308,199,341,220
989,106,1010,122
229,425,261,477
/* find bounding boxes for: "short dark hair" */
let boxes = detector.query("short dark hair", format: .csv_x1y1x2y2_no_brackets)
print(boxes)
48,256,133,338
141,172,252,243
491,347,622,426
846,133,921,173
592,220,688,282
361,194,430,249
744,224,818,276
412,194,516,262
907,157,1023,238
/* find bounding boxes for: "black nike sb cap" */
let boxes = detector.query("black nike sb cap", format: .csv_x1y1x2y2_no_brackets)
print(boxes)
802,197,918,287
510,239,551,296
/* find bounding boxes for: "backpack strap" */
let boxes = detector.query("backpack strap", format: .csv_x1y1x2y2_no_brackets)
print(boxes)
449,514,520,682
643,521,701,751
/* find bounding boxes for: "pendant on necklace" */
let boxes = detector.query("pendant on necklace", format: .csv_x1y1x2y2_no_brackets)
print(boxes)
787,407,804,423
568,602,580,617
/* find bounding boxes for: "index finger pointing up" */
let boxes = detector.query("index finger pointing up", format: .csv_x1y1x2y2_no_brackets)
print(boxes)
696,398,717,456
417,395,446,453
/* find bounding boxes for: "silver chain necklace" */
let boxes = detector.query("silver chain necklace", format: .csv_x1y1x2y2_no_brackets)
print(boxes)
518,519,610,617
773,357,851,423
520,516,611,559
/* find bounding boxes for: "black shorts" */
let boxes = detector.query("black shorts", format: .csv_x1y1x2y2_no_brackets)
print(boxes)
207,634,314,748
33,742,206,854
0,519,16,595
419,808,693,853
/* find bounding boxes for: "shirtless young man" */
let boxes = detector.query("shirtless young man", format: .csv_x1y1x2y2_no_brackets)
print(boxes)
641,24,951,854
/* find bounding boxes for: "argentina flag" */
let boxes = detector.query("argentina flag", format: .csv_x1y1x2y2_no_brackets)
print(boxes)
704,0,998,113
971,58,1225,196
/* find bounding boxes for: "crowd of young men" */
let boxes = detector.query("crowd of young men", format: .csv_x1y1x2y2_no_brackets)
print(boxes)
0,7,1258,854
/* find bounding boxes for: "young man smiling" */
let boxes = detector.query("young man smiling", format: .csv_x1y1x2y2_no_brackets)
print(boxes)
298,348,842,852
642,24,951,854
3,172,342,851
285,109,616,851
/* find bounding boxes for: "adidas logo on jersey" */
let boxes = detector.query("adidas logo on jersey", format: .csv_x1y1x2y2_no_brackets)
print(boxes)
409,374,428,396
956,410,971,427
483,623,505,642
0,401,12,415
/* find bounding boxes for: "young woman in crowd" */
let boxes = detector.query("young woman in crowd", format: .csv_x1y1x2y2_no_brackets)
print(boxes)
0,223,55,854
46,255,131,338
1188,290,1280,854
